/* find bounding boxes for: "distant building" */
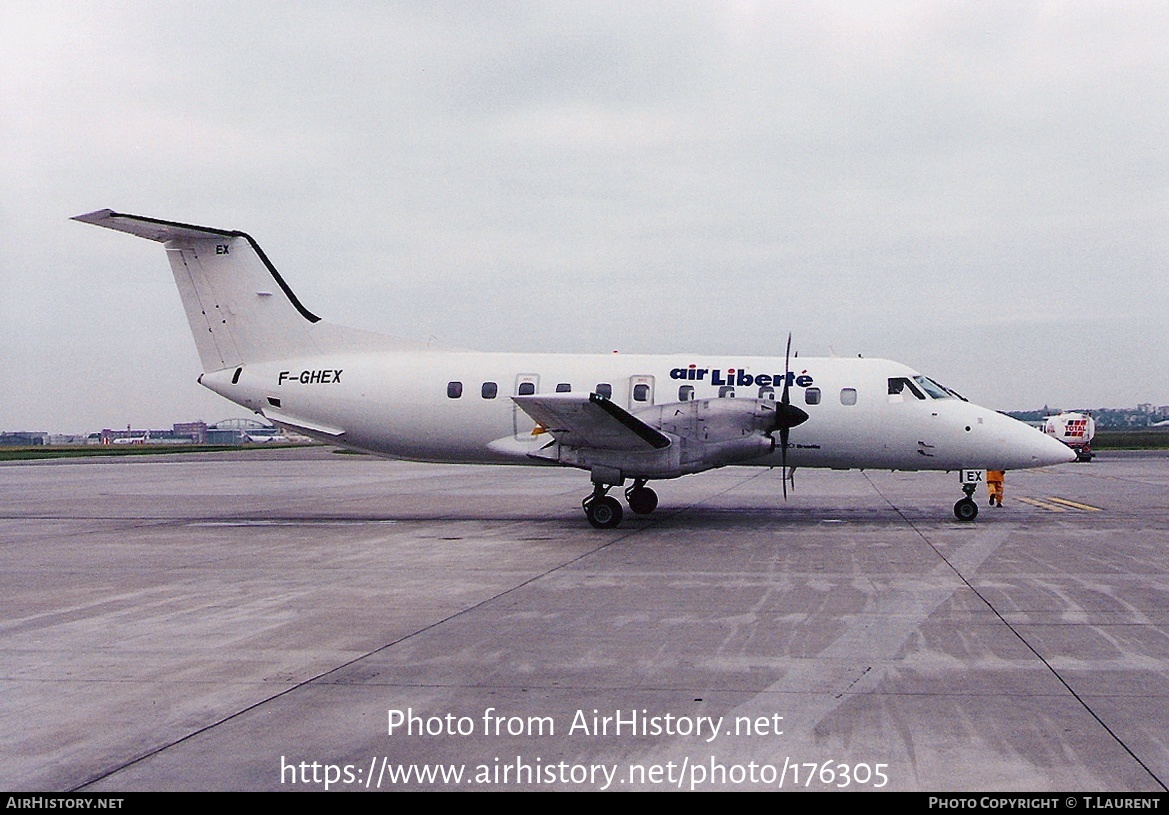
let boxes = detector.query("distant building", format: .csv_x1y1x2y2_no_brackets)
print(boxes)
99,422,207,445
0,431,48,446
48,434,93,445
173,421,208,444
7,418,304,448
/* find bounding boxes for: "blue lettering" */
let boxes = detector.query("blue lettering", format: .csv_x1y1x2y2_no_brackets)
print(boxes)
668,364,814,389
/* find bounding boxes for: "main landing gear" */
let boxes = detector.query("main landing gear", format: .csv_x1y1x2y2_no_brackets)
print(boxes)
625,480,658,516
583,488,623,529
583,478,659,528
954,483,979,522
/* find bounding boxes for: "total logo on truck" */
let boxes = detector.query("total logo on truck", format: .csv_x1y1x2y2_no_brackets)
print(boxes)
1043,412,1096,462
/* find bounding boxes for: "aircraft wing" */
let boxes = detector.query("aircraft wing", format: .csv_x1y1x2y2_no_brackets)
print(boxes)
513,393,671,451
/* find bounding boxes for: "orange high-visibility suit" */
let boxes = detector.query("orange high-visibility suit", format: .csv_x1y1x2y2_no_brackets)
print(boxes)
987,470,1005,507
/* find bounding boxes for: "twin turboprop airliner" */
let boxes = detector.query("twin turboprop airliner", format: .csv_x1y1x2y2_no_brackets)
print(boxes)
73,209,1075,528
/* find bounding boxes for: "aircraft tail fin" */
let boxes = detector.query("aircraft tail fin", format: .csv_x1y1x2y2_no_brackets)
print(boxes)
73,209,415,371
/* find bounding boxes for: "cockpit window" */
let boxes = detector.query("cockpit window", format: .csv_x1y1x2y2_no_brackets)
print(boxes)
941,383,968,401
888,377,926,399
912,375,954,400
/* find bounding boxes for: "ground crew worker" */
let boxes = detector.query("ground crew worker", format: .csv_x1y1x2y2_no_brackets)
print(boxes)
987,470,1005,507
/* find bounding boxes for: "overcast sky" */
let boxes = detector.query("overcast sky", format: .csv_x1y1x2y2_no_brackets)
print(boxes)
2,2,1167,433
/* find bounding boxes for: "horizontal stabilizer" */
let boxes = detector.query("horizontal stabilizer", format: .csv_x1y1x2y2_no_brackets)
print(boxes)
72,210,238,243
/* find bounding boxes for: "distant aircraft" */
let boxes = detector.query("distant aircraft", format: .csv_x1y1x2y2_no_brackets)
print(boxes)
74,209,1075,527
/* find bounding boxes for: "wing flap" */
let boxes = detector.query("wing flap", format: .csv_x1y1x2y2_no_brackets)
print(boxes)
513,393,670,451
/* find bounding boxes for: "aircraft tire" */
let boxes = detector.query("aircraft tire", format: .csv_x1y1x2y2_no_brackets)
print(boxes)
627,486,658,516
586,496,623,529
954,498,979,522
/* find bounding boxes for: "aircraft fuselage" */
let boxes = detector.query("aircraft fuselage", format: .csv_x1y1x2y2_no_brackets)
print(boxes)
199,350,1068,474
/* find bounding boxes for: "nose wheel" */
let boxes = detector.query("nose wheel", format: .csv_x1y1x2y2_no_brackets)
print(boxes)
954,484,979,521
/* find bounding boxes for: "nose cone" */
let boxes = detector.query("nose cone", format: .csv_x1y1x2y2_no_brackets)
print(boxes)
991,412,1077,468
1031,427,1079,466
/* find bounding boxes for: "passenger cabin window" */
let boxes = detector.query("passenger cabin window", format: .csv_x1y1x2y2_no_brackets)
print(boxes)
633,384,650,402
840,387,857,406
556,383,572,393
759,386,775,401
678,385,694,401
447,381,463,399
481,382,498,399
595,383,612,399
805,387,821,405
718,386,735,398
517,381,536,396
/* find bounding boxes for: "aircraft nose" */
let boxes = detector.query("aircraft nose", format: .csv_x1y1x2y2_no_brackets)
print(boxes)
985,411,1078,469
1019,423,1077,466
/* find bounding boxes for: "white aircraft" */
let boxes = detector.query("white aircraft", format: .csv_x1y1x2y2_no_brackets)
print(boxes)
74,209,1075,527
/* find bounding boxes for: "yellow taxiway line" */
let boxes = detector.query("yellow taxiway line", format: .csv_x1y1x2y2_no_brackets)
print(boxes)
1016,497,1068,512
1015,496,1103,512
1045,497,1103,512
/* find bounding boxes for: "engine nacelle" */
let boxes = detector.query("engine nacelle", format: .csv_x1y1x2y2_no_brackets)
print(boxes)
530,397,779,480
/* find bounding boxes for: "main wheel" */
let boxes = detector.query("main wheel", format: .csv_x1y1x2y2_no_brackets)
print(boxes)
954,497,979,522
627,486,658,516
585,496,623,529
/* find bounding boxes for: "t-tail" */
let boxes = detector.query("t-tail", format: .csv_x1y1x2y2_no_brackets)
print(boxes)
72,209,417,371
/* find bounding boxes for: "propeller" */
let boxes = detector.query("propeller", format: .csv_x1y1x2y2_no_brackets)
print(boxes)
770,333,809,499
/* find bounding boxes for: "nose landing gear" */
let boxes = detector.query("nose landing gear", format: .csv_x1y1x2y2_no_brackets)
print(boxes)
954,483,979,521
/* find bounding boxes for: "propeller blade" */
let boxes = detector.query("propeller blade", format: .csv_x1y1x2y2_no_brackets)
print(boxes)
781,333,792,407
780,425,789,499
776,334,804,498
